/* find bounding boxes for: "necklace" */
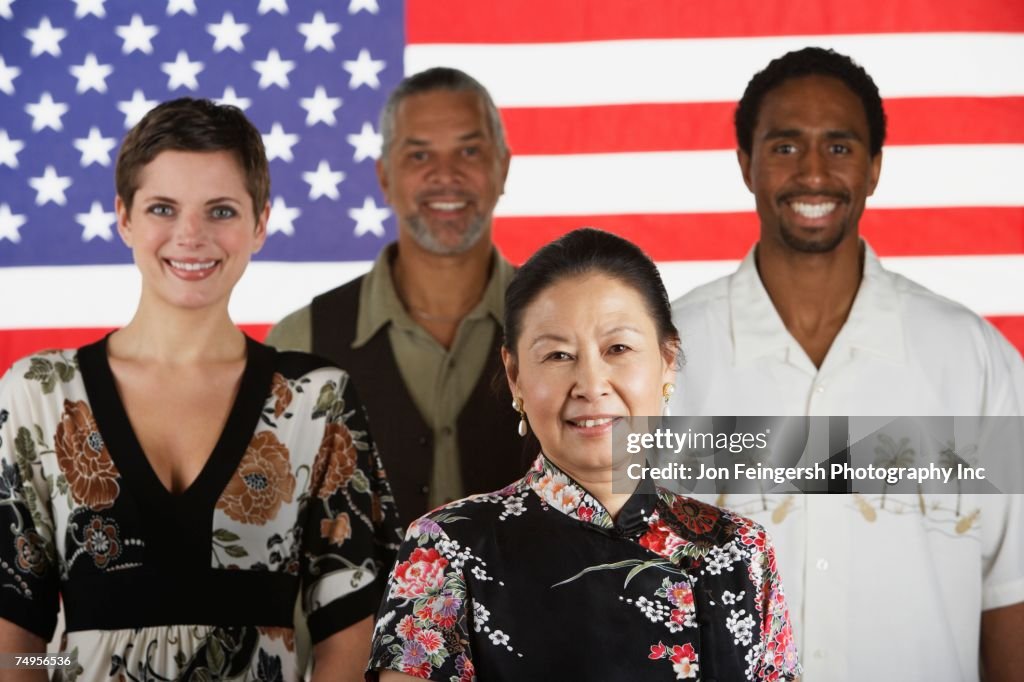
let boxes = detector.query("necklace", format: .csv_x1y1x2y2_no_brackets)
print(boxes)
408,305,472,323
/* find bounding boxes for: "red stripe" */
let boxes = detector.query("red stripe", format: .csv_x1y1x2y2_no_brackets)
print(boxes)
0,325,272,376
502,98,1024,155
988,317,1024,358
407,0,1024,43
493,207,1024,263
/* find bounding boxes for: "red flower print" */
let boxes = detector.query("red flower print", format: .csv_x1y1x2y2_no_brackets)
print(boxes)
393,547,449,599
669,643,697,664
415,629,444,655
216,431,296,525
455,653,474,682
54,400,120,510
738,523,767,551
577,505,594,522
639,521,671,557
671,497,720,535
402,661,432,679
396,615,419,641
649,642,667,660
83,516,121,568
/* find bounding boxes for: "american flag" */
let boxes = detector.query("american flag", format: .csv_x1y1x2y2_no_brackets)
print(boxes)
2,0,1023,370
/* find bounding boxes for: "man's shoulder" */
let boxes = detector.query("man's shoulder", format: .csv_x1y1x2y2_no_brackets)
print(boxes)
671,273,732,318
265,275,369,352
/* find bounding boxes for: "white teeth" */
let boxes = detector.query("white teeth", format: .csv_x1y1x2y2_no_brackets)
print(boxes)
575,418,614,428
428,201,466,211
168,260,216,271
790,202,836,218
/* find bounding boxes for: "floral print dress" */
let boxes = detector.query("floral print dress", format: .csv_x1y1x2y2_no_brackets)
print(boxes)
0,337,402,681
368,454,801,681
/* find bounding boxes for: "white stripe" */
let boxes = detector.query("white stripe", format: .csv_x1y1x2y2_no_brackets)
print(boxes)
2,255,1022,330
498,145,1024,216
407,33,1024,106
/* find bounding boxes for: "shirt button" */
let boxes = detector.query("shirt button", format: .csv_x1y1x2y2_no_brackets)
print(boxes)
418,436,428,447
814,384,826,394
816,558,829,571
441,426,453,437
420,484,429,495
813,649,826,659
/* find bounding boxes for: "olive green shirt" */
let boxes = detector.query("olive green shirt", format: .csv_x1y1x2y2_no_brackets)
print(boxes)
265,244,516,509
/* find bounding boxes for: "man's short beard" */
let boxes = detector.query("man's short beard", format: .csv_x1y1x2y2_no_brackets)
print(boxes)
405,213,487,255
778,220,849,253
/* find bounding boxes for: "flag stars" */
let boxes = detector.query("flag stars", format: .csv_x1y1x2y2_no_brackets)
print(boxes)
166,0,197,16
29,166,73,207
76,201,117,242
0,204,27,244
252,49,296,90
303,161,345,200
207,12,250,53
300,86,342,126
0,56,20,96
116,14,159,55
216,86,252,111
298,12,341,52
0,0,14,20
347,122,382,162
267,196,300,237
117,89,158,128
262,123,300,162
0,130,25,169
349,0,380,14
24,17,68,58
258,0,289,15
350,196,390,237
25,92,69,132
69,53,114,94
74,127,117,167
72,0,107,19
343,49,385,89
161,51,204,91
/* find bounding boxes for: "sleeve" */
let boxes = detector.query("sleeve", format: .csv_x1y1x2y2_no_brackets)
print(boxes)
0,366,60,640
367,519,475,682
264,306,313,353
980,493,1024,610
301,371,403,644
753,531,802,681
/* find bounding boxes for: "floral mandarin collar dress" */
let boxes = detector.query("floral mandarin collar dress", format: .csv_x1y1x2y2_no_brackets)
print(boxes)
0,337,402,681
369,454,800,682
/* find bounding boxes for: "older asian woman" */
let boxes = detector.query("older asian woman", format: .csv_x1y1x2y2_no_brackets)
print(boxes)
368,228,800,681
0,98,402,681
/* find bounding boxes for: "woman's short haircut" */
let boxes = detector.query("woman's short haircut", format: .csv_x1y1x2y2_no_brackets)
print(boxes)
115,97,269,216
504,228,681,365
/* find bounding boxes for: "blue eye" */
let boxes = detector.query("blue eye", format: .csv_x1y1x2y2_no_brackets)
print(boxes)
148,204,173,216
211,206,237,219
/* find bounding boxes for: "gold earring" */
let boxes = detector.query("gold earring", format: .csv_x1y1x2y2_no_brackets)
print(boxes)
662,383,674,417
513,397,528,437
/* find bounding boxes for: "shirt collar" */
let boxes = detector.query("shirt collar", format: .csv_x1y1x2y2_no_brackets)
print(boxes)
352,243,516,348
729,240,905,366
524,453,655,535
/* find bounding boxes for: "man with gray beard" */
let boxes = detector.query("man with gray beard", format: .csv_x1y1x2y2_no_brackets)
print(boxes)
268,68,524,527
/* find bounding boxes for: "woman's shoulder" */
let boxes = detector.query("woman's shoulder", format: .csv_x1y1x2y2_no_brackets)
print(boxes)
405,479,532,538
653,489,772,551
1,348,84,400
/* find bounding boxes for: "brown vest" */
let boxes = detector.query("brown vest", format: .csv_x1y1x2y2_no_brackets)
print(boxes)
311,277,528,527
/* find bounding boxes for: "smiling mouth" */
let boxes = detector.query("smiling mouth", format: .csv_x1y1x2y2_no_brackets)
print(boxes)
426,200,467,211
166,259,218,272
566,417,618,428
789,201,837,219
